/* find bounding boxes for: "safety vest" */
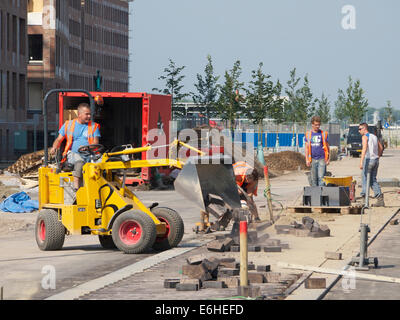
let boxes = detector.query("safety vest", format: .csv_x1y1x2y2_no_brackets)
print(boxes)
61,119,100,158
305,130,329,162
233,161,258,196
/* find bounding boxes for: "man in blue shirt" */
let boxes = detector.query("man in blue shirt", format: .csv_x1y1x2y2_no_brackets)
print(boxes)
50,103,101,190
305,116,330,186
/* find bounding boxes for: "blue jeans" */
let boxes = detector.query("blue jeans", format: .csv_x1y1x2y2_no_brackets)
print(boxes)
311,159,326,186
361,158,381,198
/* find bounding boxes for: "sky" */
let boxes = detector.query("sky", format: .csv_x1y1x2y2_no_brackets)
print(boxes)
129,0,400,111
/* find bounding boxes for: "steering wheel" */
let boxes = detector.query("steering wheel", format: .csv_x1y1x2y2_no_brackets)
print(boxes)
78,144,105,159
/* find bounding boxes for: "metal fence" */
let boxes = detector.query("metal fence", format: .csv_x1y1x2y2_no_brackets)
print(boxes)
173,118,341,149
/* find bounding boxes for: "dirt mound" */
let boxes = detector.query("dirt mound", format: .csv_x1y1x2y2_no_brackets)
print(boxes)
265,151,307,172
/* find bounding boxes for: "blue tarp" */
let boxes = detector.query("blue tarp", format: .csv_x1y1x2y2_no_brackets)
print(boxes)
0,191,39,213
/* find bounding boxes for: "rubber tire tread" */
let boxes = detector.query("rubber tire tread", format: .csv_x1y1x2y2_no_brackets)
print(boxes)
152,207,184,251
35,209,66,251
112,210,156,254
98,235,117,249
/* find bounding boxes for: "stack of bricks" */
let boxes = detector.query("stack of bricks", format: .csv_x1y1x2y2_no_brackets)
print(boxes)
207,231,289,253
274,216,330,238
164,253,301,295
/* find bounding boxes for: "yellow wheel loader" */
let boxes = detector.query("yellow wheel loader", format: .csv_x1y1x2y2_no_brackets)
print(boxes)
35,89,246,254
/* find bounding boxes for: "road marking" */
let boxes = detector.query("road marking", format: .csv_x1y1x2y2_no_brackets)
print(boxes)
45,245,199,300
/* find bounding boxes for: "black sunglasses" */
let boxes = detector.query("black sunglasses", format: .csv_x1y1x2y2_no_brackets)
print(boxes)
358,128,363,131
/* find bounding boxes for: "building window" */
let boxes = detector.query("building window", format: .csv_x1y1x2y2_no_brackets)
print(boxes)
28,34,43,61
19,74,26,109
28,82,43,110
19,18,26,56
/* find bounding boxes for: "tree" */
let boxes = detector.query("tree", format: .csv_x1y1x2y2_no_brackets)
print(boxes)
152,58,189,118
315,93,331,123
244,62,284,141
215,60,244,130
283,68,315,124
383,100,395,124
334,76,369,124
191,55,220,119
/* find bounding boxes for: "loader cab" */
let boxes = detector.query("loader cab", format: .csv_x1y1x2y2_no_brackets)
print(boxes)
60,95,143,153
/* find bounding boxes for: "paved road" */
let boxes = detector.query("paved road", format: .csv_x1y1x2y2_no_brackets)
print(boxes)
0,170,290,300
324,212,400,300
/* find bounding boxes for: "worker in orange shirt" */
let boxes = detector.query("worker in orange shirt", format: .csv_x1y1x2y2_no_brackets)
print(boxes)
233,161,260,222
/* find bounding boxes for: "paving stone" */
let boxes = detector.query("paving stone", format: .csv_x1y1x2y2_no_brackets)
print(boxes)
305,278,326,289
218,268,239,277
257,233,270,242
218,277,240,288
202,281,226,289
276,229,290,235
309,225,330,238
235,262,252,269
274,224,293,231
207,239,226,252
237,285,261,298
264,272,281,283
220,257,236,263
263,246,282,252
219,260,237,269
280,242,290,249
248,230,259,243
289,228,310,237
222,237,234,251
214,235,226,240
176,283,199,291
202,258,220,278
182,264,212,281
263,239,281,246
256,265,271,272
390,219,399,225
248,272,265,284
180,278,202,287
248,245,261,252
325,251,342,260
164,279,180,289
230,245,240,252
186,254,206,265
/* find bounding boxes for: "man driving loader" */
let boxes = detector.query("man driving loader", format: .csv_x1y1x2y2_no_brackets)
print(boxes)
50,103,101,191
233,161,260,222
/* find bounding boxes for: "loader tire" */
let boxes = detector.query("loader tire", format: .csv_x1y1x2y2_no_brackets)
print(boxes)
98,235,116,249
152,207,184,251
35,209,66,251
112,210,156,254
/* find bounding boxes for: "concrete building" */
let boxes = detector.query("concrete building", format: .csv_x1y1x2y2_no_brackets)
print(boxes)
0,0,28,164
17,0,129,163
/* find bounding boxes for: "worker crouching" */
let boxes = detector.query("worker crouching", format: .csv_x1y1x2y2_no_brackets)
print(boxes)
233,161,260,222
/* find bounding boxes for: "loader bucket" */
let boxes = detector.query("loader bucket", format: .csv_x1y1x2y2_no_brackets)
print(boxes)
174,156,241,211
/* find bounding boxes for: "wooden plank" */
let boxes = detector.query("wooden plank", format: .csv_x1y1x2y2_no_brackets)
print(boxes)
278,262,400,284
286,205,361,215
